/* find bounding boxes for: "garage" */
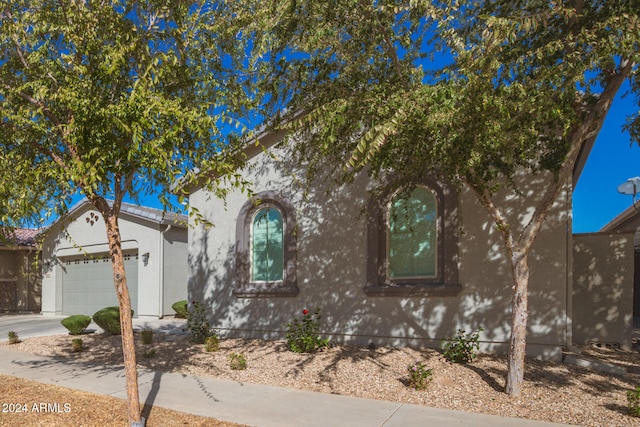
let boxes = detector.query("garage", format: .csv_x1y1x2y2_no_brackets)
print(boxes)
42,199,187,318
61,252,138,316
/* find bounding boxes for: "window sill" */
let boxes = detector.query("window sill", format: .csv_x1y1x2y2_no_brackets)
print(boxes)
233,284,299,298
363,282,462,297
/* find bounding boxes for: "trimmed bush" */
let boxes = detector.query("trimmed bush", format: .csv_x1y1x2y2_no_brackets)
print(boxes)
92,306,134,335
61,315,92,335
171,300,188,318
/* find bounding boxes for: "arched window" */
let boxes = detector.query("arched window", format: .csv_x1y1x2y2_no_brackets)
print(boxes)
365,178,461,297
251,207,284,282
235,191,298,297
388,186,437,279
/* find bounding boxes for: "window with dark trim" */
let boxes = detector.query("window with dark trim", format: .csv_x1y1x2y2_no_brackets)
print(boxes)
235,191,298,297
364,178,461,297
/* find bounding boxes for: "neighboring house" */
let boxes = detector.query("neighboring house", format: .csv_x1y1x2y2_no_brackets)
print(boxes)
0,228,41,312
41,200,188,319
184,130,594,361
570,204,638,350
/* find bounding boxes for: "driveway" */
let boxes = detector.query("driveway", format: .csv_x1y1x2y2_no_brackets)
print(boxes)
0,313,186,342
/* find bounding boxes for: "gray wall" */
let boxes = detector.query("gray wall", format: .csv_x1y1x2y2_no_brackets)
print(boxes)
189,142,571,359
573,232,634,349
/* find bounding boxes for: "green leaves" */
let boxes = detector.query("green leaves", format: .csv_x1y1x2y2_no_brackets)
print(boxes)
0,0,255,226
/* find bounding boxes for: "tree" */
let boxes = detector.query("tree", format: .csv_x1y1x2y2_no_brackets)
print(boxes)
0,1,253,425
231,0,640,396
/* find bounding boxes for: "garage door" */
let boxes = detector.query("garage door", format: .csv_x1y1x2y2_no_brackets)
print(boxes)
61,252,138,316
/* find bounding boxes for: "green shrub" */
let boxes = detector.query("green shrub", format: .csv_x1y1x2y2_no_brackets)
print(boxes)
441,327,483,364
92,306,134,335
141,329,153,345
8,331,19,344
61,315,92,335
171,300,188,318
186,301,212,344
407,361,433,390
286,307,329,353
205,335,219,352
71,338,83,353
229,352,247,370
628,386,640,417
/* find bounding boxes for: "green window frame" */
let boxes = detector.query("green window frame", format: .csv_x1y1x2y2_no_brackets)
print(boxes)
387,186,437,279
251,206,284,282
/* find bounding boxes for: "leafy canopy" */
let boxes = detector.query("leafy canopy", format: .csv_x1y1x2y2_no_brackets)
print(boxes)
0,0,256,227
238,0,639,195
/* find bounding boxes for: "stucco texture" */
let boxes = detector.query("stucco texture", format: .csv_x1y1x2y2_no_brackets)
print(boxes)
189,142,572,359
573,232,634,349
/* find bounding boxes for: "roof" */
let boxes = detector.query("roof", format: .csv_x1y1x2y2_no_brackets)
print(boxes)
599,204,640,233
48,199,188,230
176,127,289,194
0,228,41,248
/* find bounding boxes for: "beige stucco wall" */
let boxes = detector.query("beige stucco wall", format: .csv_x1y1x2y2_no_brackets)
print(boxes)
41,203,187,319
189,142,571,359
573,232,634,349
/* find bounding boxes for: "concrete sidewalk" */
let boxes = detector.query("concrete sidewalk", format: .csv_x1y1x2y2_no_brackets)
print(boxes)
0,349,575,427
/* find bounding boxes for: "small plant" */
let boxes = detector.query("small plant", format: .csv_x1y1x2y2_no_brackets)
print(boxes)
187,301,212,344
61,315,92,335
628,386,640,417
407,360,433,390
171,300,189,318
229,352,247,370
92,306,134,335
71,338,83,353
441,327,484,364
8,331,19,344
143,349,157,359
286,307,329,353
141,329,153,345
204,335,219,352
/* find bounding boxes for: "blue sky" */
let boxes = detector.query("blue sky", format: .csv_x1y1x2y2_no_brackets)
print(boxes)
572,80,640,233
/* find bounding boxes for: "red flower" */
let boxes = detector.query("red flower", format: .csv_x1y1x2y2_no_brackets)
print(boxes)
302,309,309,315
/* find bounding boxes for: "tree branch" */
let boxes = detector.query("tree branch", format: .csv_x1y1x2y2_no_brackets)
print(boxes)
518,58,634,253
361,1,409,90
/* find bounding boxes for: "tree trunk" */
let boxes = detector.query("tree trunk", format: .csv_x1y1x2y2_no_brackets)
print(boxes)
104,213,143,426
504,250,529,397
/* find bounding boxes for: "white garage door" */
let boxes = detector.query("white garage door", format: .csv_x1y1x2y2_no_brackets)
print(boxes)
61,252,138,316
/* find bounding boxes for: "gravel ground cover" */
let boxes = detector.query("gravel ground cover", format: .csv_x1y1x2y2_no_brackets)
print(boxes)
0,374,247,426
1,332,639,427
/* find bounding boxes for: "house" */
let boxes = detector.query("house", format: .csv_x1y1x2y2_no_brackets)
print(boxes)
40,200,188,319
570,204,638,350
183,129,617,361
0,228,41,312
